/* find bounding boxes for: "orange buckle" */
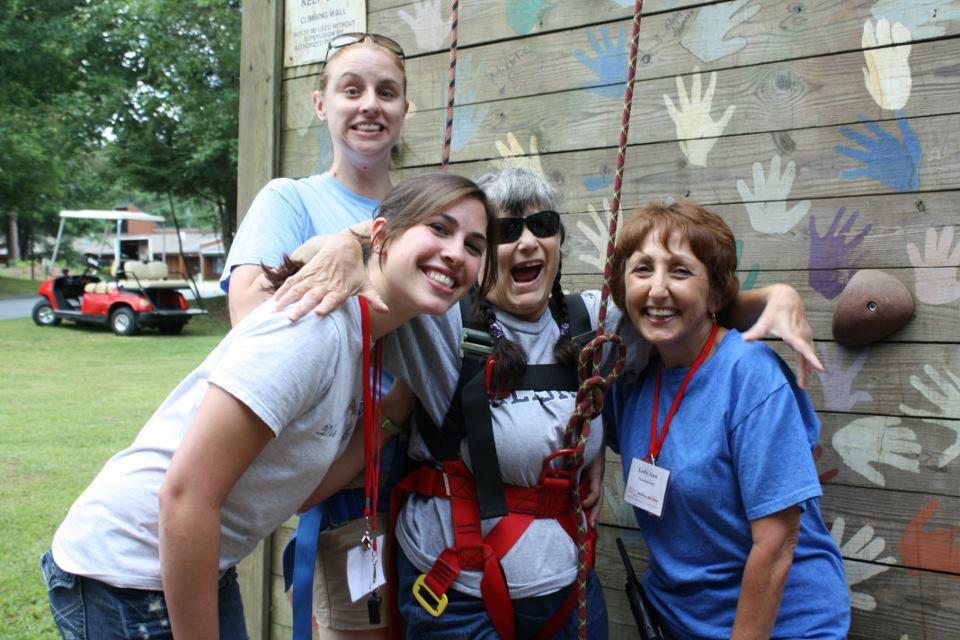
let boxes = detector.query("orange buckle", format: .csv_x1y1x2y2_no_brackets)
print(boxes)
412,574,448,617
484,355,510,400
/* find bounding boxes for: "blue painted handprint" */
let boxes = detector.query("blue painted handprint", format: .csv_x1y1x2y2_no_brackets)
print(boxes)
583,173,613,192
835,112,921,193
735,239,760,290
808,206,873,299
506,0,561,36
450,60,490,153
574,24,628,100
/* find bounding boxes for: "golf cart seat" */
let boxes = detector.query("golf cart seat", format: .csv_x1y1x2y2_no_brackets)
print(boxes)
84,281,114,294
117,260,191,290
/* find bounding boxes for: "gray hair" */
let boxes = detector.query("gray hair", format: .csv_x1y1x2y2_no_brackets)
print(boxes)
475,166,561,215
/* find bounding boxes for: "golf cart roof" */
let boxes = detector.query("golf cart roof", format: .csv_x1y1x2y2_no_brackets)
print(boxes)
59,209,165,223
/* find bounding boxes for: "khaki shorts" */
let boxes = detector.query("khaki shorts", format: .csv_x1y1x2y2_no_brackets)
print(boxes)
312,513,392,630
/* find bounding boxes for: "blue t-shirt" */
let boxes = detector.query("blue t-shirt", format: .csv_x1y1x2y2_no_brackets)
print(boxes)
221,172,378,292
605,330,849,639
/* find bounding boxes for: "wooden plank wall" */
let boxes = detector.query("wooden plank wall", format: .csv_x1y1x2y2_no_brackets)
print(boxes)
252,1,960,638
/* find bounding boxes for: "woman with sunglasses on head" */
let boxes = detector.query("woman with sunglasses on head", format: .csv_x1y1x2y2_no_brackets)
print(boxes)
41,174,496,640
285,166,823,639
219,32,414,639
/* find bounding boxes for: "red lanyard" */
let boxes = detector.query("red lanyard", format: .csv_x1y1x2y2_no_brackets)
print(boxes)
359,298,383,548
646,323,720,464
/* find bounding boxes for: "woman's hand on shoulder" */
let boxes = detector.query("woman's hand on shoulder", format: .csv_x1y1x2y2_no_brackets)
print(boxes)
273,222,387,321
739,284,824,389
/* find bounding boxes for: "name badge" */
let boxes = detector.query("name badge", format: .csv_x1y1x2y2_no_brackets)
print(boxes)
623,457,670,517
346,535,386,603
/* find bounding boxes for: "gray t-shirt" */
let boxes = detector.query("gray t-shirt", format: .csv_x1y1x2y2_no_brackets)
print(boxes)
384,291,649,598
52,299,364,590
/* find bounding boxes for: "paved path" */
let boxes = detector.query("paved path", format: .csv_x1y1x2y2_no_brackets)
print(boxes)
0,296,40,320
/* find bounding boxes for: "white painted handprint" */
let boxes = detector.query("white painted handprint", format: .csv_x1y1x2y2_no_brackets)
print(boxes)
492,132,545,176
899,364,960,467
832,416,920,487
830,517,896,611
576,198,612,271
680,0,760,64
663,71,736,167
906,226,960,305
862,19,912,111
398,0,448,52
736,154,811,233
871,0,960,39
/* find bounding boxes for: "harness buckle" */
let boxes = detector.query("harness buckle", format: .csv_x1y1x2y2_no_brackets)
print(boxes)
484,355,510,400
460,327,494,358
412,574,448,617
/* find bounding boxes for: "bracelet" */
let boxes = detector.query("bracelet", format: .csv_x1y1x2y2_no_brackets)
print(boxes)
380,416,409,436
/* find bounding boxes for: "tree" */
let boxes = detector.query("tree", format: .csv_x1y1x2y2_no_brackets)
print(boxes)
78,0,240,251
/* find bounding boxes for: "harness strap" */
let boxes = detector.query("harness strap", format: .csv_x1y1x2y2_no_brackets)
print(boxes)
392,460,595,640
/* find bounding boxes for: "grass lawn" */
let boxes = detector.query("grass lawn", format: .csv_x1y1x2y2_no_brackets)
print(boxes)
0,299,230,638
0,274,41,299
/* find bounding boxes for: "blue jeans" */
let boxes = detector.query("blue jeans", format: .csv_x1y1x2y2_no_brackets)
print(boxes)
396,547,608,640
40,550,248,639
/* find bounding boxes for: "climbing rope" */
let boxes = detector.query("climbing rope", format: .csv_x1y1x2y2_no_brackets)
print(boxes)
561,1,646,637
440,0,460,170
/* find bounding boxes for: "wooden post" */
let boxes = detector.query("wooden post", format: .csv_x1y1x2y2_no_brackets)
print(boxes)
237,0,284,226
236,2,283,638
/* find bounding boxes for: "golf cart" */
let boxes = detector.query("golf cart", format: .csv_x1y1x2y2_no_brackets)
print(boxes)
32,209,206,336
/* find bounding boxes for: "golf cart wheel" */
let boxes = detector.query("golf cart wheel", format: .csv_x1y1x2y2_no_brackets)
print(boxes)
158,320,186,335
110,307,137,336
32,300,61,327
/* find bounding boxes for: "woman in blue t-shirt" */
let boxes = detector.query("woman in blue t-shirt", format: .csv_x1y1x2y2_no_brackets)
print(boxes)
604,200,849,639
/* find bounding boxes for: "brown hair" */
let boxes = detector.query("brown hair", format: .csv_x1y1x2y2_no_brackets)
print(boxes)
610,200,739,314
320,38,407,94
264,173,499,300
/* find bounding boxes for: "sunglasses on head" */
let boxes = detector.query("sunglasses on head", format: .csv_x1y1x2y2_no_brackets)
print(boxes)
495,210,562,244
324,32,406,64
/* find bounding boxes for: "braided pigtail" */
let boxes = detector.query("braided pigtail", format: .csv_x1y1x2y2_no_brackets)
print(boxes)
470,296,527,392
550,261,580,365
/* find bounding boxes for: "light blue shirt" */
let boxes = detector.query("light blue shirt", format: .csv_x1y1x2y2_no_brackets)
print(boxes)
221,172,378,292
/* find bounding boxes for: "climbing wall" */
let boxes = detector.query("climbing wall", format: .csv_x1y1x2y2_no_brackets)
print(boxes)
258,1,960,638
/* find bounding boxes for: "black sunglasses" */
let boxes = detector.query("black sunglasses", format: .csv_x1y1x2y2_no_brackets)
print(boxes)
324,33,405,64
496,210,562,244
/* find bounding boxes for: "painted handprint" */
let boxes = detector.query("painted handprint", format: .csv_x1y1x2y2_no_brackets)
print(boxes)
736,154,811,234
832,416,920,487
897,498,960,574
575,24,628,99
906,226,960,305
808,207,873,299
836,113,921,193
871,0,960,39
583,173,613,192
576,198,612,271
506,0,561,36
663,71,736,167
680,0,760,64
492,132,545,176
899,364,960,467
830,516,896,611
451,60,490,153
735,239,759,290
815,343,873,411
862,19,912,111
398,0,448,52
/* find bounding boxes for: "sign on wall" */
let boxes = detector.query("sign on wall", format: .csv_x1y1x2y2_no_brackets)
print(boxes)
284,0,366,68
